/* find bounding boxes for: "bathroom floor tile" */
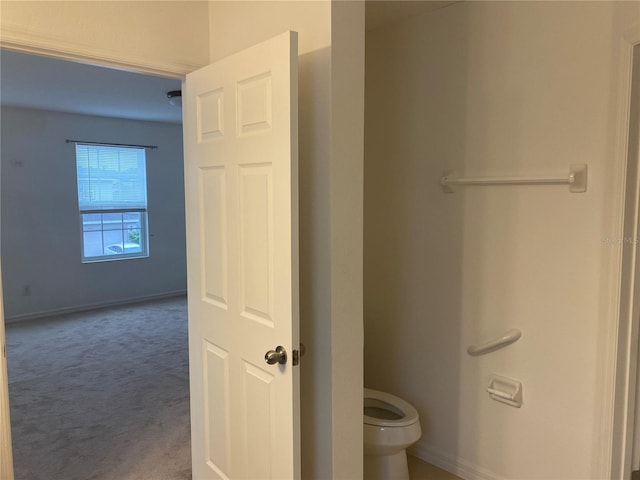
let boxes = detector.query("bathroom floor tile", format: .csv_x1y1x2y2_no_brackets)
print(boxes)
407,455,462,480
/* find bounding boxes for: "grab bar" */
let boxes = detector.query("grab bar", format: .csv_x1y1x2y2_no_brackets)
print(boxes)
467,329,522,356
441,164,587,193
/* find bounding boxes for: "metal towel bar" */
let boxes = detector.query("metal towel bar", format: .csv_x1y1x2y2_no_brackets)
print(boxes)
467,329,522,356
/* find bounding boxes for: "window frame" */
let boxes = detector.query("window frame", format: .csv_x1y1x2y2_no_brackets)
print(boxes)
74,144,150,263
79,209,149,263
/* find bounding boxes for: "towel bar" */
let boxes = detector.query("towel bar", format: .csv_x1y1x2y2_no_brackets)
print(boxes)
441,164,587,193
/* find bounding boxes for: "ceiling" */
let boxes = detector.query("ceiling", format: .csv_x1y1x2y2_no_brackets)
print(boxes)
0,2,456,123
0,49,183,124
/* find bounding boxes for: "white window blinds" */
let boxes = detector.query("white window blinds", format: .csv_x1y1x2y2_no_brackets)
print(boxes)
76,144,147,211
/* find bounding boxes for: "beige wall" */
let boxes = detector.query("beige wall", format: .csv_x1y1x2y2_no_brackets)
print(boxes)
364,1,639,478
209,1,330,59
0,0,210,76
209,2,364,478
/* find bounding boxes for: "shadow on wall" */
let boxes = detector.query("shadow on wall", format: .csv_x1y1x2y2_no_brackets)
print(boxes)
362,3,468,467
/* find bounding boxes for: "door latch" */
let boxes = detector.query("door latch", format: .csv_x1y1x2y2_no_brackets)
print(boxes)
292,343,306,366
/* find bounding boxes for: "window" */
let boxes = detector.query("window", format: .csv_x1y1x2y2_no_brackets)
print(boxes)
75,144,149,262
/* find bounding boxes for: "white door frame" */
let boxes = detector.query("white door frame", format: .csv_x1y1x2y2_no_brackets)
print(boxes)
631,43,640,472
610,30,640,480
0,263,13,480
0,42,191,480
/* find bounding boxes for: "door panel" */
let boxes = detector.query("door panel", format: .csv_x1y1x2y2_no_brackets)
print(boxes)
203,341,231,477
184,31,299,480
242,361,275,479
239,164,273,324
200,167,228,308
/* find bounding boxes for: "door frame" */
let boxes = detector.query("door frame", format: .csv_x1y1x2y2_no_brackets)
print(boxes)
0,262,13,480
610,29,640,480
0,41,191,480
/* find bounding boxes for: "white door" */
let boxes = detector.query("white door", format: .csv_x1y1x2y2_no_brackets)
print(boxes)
183,31,300,480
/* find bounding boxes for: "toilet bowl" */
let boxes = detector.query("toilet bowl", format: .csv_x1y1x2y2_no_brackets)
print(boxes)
364,388,422,480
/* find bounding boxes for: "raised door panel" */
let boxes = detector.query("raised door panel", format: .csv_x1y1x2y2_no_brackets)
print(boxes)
203,341,231,479
242,361,275,479
200,167,228,309
238,164,274,328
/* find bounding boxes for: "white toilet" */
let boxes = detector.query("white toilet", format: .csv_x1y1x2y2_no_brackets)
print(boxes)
363,388,422,480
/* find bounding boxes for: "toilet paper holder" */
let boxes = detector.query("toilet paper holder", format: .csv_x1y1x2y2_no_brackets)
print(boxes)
487,374,522,408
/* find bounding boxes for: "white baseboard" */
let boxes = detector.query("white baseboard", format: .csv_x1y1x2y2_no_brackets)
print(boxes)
4,290,187,324
409,444,503,480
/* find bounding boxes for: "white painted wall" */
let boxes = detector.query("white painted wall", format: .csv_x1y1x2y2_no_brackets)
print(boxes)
364,2,639,478
1,106,187,321
209,1,331,59
0,0,210,76
209,2,364,478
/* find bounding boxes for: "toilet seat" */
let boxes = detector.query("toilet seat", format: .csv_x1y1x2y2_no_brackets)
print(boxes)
364,388,419,428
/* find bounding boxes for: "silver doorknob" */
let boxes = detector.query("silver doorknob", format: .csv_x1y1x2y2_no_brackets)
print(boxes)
265,346,287,365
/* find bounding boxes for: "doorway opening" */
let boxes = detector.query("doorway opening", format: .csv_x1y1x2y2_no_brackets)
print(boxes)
0,48,190,479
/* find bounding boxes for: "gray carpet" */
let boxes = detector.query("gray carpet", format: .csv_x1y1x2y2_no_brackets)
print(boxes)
5,296,191,480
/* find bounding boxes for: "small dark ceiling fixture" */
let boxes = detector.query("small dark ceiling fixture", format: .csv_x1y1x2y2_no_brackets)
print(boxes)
167,90,182,107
